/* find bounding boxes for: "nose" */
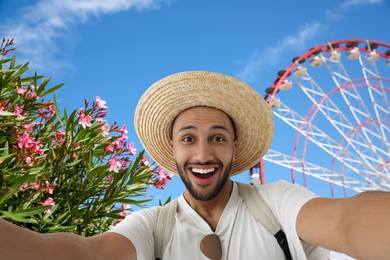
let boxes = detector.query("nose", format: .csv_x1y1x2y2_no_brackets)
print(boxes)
193,139,214,163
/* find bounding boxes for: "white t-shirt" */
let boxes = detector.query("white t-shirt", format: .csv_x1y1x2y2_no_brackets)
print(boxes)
110,180,330,259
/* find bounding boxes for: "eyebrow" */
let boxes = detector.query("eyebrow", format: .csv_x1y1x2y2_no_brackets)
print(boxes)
177,125,231,134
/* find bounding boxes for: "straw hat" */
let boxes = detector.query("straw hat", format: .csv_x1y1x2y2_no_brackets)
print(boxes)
134,71,274,176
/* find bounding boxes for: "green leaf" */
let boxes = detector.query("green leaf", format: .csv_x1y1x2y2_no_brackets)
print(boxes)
97,212,122,219
10,206,50,217
0,171,38,206
52,95,63,125
40,83,64,97
0,211,38,224
130,150,145,174
116,198,152,205
159,196,172,206
0,111,16,116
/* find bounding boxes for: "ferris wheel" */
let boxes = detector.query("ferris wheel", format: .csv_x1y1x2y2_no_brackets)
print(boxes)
249,39,390,199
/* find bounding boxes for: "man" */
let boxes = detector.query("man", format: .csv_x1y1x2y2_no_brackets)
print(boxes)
1,71,390,259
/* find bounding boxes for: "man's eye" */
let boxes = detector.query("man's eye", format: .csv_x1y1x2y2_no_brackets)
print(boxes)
182,136,193,142
212,136,225,142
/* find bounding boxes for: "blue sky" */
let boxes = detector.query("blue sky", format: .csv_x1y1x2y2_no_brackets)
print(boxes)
1,0,389,206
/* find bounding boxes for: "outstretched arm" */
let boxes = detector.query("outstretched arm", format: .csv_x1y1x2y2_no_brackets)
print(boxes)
0,218,136,260
297,191,390,260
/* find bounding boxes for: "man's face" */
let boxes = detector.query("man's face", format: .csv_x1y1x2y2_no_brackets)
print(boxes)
170,106,237,201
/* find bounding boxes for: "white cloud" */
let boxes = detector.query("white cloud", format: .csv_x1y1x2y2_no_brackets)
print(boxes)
0,0,165,73
326,0,382,19
238,0,383,84
340,0,382,9
236,22,322,83
325,9,345,20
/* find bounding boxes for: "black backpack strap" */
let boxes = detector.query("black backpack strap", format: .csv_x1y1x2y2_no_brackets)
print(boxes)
275,230,292,260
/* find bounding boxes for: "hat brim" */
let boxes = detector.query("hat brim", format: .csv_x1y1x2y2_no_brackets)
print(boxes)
134,71,274,176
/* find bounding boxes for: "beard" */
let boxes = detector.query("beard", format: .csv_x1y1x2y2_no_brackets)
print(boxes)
176,160,233,201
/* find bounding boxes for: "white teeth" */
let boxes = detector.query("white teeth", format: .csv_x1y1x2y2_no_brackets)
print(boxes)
192,168,215,174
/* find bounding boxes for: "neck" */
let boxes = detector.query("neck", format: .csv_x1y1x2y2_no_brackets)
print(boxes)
184,180,233,231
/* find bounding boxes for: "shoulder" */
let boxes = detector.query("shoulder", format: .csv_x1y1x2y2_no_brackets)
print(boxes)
254,180,319,232
257,180,318,205
107,206,162,259
258,181,330,259
235,180,318,228
236,181,329,258
109,206,161,236
122,206,160,226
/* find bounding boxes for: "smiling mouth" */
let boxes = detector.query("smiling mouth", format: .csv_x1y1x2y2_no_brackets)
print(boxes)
191,167,216,179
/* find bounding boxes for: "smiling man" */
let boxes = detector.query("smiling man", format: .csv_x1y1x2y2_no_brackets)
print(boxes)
171,106,236,202
1,71,390,260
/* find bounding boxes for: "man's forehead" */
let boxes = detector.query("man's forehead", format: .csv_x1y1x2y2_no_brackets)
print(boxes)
174,106,231,124
179,106,227,114
170,106,237,139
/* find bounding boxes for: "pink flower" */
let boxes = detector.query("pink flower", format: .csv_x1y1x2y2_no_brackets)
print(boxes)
78,108,85,115
17,132,34,149
155,168,172,190
53,130,66,147
97,119,110,137
119,157,131,168
141,156,150,166
26,91,38,100
23,122,38,133
121,204,131,210
38,108,47,119
106,175,114,183
38,105,55,120
95,96,107,109
108,156,121,173
97,110,107,118
114,137,126,147
33,182,41,190
40,197,56,214
41,197,55,206
19,182,29,191
113,214,126,225
17,87,27,95
113,205,132,225
55,130,66,139
25,156,32,165
105,143,115,154
128,142,137,155
48,104,55,114
78,110,92,129
14,105,23,114
14,127,44,166
42,182,57,194
14,105,26,119
101,123,110,136
119,125,128,139
0,100,10,111
33,139,44,156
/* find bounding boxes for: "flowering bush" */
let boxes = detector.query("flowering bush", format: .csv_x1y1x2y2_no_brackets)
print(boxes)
0,39,172,236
